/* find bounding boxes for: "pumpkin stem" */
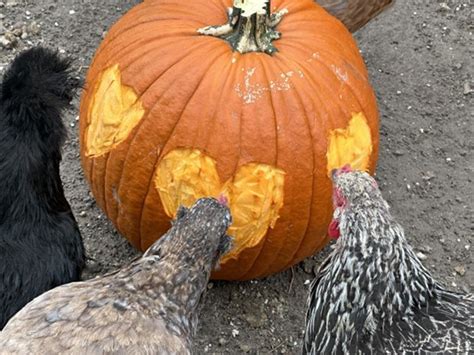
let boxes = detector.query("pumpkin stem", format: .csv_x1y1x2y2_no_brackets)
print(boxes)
197,0,287,55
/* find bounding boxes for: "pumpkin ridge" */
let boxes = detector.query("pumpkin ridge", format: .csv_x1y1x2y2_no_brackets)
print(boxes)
138,48,228,243
267,55,316,275
244,55,313,277
101,151,113,219
240,56,289,279
277,41,352,122
111,42,221,227
235,56,281,279
291,47,347,260
107,29,203,72
156,46,228,161
281,22,362,63
200,56,235,154
118,40,214,101
263,46,343,269
92,5,201,61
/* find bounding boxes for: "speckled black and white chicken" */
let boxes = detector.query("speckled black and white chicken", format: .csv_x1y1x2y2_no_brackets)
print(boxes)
0,197,232,354
303,166,473,354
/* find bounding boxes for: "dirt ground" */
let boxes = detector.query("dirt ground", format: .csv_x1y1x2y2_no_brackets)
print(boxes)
0,0,472,353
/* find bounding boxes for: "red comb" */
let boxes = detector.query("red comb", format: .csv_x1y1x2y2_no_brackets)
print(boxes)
338,164,352,174
217,194,228,206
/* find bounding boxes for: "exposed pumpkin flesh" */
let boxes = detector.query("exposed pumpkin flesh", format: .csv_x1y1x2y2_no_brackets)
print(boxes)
85,64,144,157
327,112,372,174
154,149,285,263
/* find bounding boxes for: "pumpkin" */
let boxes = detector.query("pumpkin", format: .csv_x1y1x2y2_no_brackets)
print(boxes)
79,0,379,280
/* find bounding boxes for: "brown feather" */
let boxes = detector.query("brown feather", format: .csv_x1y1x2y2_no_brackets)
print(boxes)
317,0,395,32
0,198,232,354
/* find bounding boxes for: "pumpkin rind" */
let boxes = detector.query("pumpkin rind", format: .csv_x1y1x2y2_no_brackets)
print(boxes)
79,0,379,280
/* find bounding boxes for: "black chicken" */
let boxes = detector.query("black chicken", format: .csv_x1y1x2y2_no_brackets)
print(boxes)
317,0,395,32
0,198,232,354
0,47,85,329
303,166,473,354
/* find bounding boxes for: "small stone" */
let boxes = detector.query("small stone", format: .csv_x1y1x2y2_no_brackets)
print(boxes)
207,282,213,290
422,171,435,181
393,150,404,156
69,9,75,15
28,21,40,35
231,329,239,337
0,32,17,48
418,245,432,254
416,252,427,260
439,2,451,10
0,35,10,48
84,261,101,275
454,266,466,276
12,28,23,37
243,310,267,328
25,10,31,15
302,259,314,274
218,338,227,346
79,211,87,217
239,344,250,353
463,82,473,95
0,13,5,19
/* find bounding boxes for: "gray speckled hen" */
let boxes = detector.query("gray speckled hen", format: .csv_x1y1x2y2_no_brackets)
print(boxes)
0,197,232,355
303,167,473,354
317,0,395,32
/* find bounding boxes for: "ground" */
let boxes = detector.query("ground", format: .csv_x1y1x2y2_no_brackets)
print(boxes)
0,0,472,353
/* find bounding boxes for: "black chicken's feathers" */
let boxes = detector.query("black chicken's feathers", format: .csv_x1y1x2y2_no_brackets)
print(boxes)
1,47,80,149
0,47,84,329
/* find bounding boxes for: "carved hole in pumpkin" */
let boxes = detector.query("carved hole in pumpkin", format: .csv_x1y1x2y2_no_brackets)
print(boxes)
85,64,145,157
326,112,373,174
154,148,285,263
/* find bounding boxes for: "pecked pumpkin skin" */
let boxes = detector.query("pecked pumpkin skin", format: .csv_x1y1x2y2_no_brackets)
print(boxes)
79,0,379,280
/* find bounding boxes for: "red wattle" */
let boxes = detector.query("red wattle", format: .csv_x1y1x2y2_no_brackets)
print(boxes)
328,219,340,239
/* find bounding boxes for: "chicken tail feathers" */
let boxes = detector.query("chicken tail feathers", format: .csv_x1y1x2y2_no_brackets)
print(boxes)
0,47,80,146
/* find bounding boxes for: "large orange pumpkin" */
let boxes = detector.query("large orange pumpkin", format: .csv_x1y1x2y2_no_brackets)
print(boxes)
79,0,379,280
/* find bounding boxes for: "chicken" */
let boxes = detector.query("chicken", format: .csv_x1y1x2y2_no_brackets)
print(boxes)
0,47,85,329
317,0,395,32
0,197,232,354
303,166,473,354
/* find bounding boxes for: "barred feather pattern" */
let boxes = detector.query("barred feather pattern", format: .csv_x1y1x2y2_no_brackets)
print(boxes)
317,0,395,32
303,171,474,354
